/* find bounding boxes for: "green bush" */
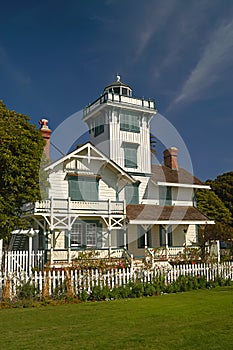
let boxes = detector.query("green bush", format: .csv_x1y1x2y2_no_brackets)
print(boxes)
79,290,89,302
16,280,38,300
89,286,110,301
143,283,155,296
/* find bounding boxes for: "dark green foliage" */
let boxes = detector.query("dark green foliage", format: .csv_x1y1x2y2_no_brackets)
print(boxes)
143,283,155,296
207,172,233,220
78,290,89,302
0,101,45,241
89,286,110,301
16,280,38,300
130,282,144,298
196,189,232,225
196,189,233,245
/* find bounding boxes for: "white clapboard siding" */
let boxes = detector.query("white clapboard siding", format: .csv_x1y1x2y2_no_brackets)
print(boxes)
186,225,198,244
48,171,68,198
133,176,150,203
99,179,116,201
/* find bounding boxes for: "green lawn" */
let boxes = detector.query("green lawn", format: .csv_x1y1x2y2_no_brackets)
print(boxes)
0,287,233,350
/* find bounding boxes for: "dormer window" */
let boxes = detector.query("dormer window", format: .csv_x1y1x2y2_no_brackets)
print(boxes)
68,176,99,201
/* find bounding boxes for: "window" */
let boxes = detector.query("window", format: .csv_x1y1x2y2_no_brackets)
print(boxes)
38,226,45,250
69,221,99,249
68,176,99,201
117,229,125,248
122,88,128,96
93,115,104,137
113,87,120,94
124,144,138,168
159,225,172,247
137,226,152,248
159,186,172,205
120,112,140,133
71,222,82,247
86,223,97,247
125,183,139,204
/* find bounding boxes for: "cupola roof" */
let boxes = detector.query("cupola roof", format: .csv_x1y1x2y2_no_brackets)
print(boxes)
104,75,132,96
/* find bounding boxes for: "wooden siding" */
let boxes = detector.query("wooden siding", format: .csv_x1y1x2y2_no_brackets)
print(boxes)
134,176,150,203
48,171,68,198
99,179,116,201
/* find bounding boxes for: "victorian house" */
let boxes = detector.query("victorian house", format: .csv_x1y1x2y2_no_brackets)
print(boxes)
9,76,213,266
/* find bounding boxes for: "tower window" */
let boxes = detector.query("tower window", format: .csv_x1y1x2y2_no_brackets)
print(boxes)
120,112,140,133
122,88,128,96
92,115,104,137
123,143,138,169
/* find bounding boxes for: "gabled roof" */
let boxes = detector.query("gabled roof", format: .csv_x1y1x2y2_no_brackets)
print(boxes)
45,142,136,183
126,205,214,224
150,164,209,188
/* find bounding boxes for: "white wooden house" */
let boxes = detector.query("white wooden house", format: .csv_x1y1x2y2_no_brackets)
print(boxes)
8,76,214,266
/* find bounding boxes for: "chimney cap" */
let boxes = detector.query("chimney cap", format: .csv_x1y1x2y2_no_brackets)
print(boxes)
39,118,51,130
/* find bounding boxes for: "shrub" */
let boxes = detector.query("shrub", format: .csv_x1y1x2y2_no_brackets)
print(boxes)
16,280,38,300
143,283,155,296
89,286,110,301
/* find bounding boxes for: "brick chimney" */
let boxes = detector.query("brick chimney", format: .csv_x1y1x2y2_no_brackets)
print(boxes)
39,119,51,159
163,147,178,170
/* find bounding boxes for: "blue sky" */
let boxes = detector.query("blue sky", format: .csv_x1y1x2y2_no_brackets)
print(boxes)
1,0,233,181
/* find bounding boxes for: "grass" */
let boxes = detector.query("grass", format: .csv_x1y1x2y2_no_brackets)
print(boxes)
0,287,233,350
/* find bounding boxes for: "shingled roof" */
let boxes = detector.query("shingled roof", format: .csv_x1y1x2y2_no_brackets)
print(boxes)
126,205,210,222
151,164,203,185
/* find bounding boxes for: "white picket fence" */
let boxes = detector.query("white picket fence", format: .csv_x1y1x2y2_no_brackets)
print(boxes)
1,262,233,300
3,250,45,274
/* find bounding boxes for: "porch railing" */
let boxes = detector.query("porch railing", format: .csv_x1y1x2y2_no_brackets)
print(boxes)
23,198,125,215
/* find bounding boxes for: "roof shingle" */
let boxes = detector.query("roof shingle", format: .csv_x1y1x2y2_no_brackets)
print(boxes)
151,164,203,185
126,205,210,222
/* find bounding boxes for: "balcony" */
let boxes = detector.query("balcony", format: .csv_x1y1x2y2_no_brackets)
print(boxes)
23,198,125,216
83,92,156,118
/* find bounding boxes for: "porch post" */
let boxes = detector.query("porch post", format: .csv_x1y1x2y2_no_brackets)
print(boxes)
108,229,112,256
50,230,54,265
68,230,71,264
28,235,32,275
144,228,148,249
123,227,127,249
165,226,168,259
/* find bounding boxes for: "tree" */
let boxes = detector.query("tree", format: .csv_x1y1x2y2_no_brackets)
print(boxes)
206,172,233,221
0,101,45,241
196,188,233,257
196,189,232,226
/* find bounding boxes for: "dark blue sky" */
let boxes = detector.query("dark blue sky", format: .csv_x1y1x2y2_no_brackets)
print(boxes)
1,0,233,180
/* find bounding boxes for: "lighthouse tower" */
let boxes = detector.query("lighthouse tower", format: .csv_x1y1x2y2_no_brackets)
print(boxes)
83,75,157,175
